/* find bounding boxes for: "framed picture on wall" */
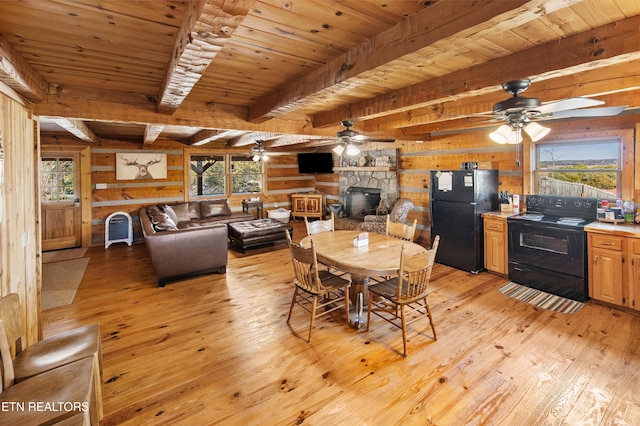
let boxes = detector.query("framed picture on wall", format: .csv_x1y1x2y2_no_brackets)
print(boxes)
116,153,167,180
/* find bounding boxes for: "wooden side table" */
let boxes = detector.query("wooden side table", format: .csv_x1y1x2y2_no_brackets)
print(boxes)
242,200,264,219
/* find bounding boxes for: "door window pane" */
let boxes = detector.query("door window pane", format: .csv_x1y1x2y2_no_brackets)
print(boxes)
41,157,76,202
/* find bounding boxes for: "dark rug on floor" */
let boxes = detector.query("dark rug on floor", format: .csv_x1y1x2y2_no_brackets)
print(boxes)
499,282,584,314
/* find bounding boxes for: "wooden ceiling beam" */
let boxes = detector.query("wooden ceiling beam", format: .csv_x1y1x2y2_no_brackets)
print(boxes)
364,68,640,133
0,34,48,102
143,124,164,144
313,14,640,128
50,118,100,143
156,0,254,114
247,0,585,124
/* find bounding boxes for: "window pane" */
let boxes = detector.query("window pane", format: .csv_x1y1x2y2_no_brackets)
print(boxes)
40,157,76,202
190,155,225,196
231,156,262,194
534,140,621,198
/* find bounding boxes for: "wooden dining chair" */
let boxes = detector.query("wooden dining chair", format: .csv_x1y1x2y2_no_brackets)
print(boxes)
305,212,334,235
0,319,99,425
286,230,351,342
385,215,417,242
0,293,103,419
366,235,440,357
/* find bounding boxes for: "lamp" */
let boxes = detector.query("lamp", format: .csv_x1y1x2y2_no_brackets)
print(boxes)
332,144,345,156
346,143,360,156
489,125,519,144
523,122,550,142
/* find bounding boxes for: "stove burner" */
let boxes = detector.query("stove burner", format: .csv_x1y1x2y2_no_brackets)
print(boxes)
517,214,543,221
557,217,585,225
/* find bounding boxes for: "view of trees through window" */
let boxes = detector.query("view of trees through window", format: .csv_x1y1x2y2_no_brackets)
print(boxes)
41,157,75,202
534,140,621,198
189,154,263,197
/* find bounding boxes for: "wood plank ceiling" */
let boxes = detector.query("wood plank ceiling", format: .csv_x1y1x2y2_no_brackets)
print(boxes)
0,0,639,151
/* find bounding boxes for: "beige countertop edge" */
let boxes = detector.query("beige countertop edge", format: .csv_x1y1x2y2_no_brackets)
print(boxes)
482,210,518,219
585,221,640,237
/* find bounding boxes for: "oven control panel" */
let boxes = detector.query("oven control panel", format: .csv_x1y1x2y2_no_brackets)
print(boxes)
525,195,597,218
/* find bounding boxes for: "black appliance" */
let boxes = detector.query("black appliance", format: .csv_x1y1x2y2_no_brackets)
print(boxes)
507,195,597,302
430,170,499,273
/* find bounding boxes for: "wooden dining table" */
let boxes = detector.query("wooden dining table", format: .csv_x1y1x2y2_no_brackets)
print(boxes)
300,230,427,329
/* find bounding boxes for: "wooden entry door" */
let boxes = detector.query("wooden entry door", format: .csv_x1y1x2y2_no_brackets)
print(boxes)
41,152,82,251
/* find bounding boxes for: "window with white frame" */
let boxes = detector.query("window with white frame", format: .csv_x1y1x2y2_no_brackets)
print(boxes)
533,139,622,199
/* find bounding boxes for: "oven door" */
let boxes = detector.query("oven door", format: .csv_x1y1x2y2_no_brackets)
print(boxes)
508,219,586,278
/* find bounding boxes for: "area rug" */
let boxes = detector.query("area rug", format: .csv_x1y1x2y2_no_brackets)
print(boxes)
499,282,584,314
42,247,88,264
42,257,89,310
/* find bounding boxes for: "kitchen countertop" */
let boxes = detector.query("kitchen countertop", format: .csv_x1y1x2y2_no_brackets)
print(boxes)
482,210,518,219
585,220,640,238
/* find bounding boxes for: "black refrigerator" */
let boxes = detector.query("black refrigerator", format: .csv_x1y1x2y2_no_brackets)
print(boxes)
430,170,498,273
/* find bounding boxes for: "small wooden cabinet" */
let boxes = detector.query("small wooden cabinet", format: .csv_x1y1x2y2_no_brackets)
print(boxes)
483,213,508,275
291,193,324,220
587,228,640,311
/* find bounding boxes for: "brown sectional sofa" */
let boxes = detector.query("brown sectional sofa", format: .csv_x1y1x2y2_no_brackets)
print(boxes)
139,199,253,287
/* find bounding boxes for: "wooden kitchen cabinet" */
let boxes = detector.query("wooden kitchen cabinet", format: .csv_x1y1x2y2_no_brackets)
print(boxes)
483,214,508,275
628,239,640,310
588,233,625,306
291,193,324,220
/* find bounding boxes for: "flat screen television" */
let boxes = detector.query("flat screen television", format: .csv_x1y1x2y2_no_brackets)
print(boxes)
297,153,334,174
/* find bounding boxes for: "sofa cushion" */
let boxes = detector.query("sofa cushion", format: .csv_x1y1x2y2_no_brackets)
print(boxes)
200,199,232,218
188,201,201,219
168,202,191,222
163,205,180,224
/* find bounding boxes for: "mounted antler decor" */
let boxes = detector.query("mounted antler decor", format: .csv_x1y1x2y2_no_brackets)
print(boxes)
115,152,167,180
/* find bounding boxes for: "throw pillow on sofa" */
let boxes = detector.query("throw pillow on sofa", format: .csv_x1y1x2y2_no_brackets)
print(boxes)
163,205,180,224
148,211,178,231
200,199,232,218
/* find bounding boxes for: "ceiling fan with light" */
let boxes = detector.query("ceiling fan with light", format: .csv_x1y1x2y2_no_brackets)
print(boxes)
463,79,627,144
311,120,395,156
251,140,268,162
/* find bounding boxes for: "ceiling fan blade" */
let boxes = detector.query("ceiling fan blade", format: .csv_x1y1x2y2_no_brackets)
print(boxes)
359,138,396,143
535,97,604,114
541,105,627,119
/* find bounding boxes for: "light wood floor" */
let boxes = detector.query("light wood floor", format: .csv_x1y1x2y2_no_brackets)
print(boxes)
43,221,640,425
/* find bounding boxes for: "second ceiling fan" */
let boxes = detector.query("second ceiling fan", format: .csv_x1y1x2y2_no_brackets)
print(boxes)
463,79,626,144
318,120,395,156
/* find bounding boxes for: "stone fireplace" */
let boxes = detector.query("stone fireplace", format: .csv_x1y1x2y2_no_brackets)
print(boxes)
336,148,398,221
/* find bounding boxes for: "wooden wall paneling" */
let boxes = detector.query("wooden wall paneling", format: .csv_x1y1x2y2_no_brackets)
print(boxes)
0,91,40,345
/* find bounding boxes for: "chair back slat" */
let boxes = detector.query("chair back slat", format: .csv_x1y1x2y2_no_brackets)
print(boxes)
0,293,25,357
305,212,334,235
386,216,417,242
287,232,325,294
396,236,440,302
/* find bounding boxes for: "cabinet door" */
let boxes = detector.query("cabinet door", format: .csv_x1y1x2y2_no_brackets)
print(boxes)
293,197,306,213
629,240,640,311
307,196,320,213
484,230,505,273
591,247,624,305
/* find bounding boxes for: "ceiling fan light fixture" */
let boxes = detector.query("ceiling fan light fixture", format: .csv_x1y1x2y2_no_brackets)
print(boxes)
489,125,513,144
346,144,360,156
252,154,261,162
333,144,345,156
523,122,551,142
